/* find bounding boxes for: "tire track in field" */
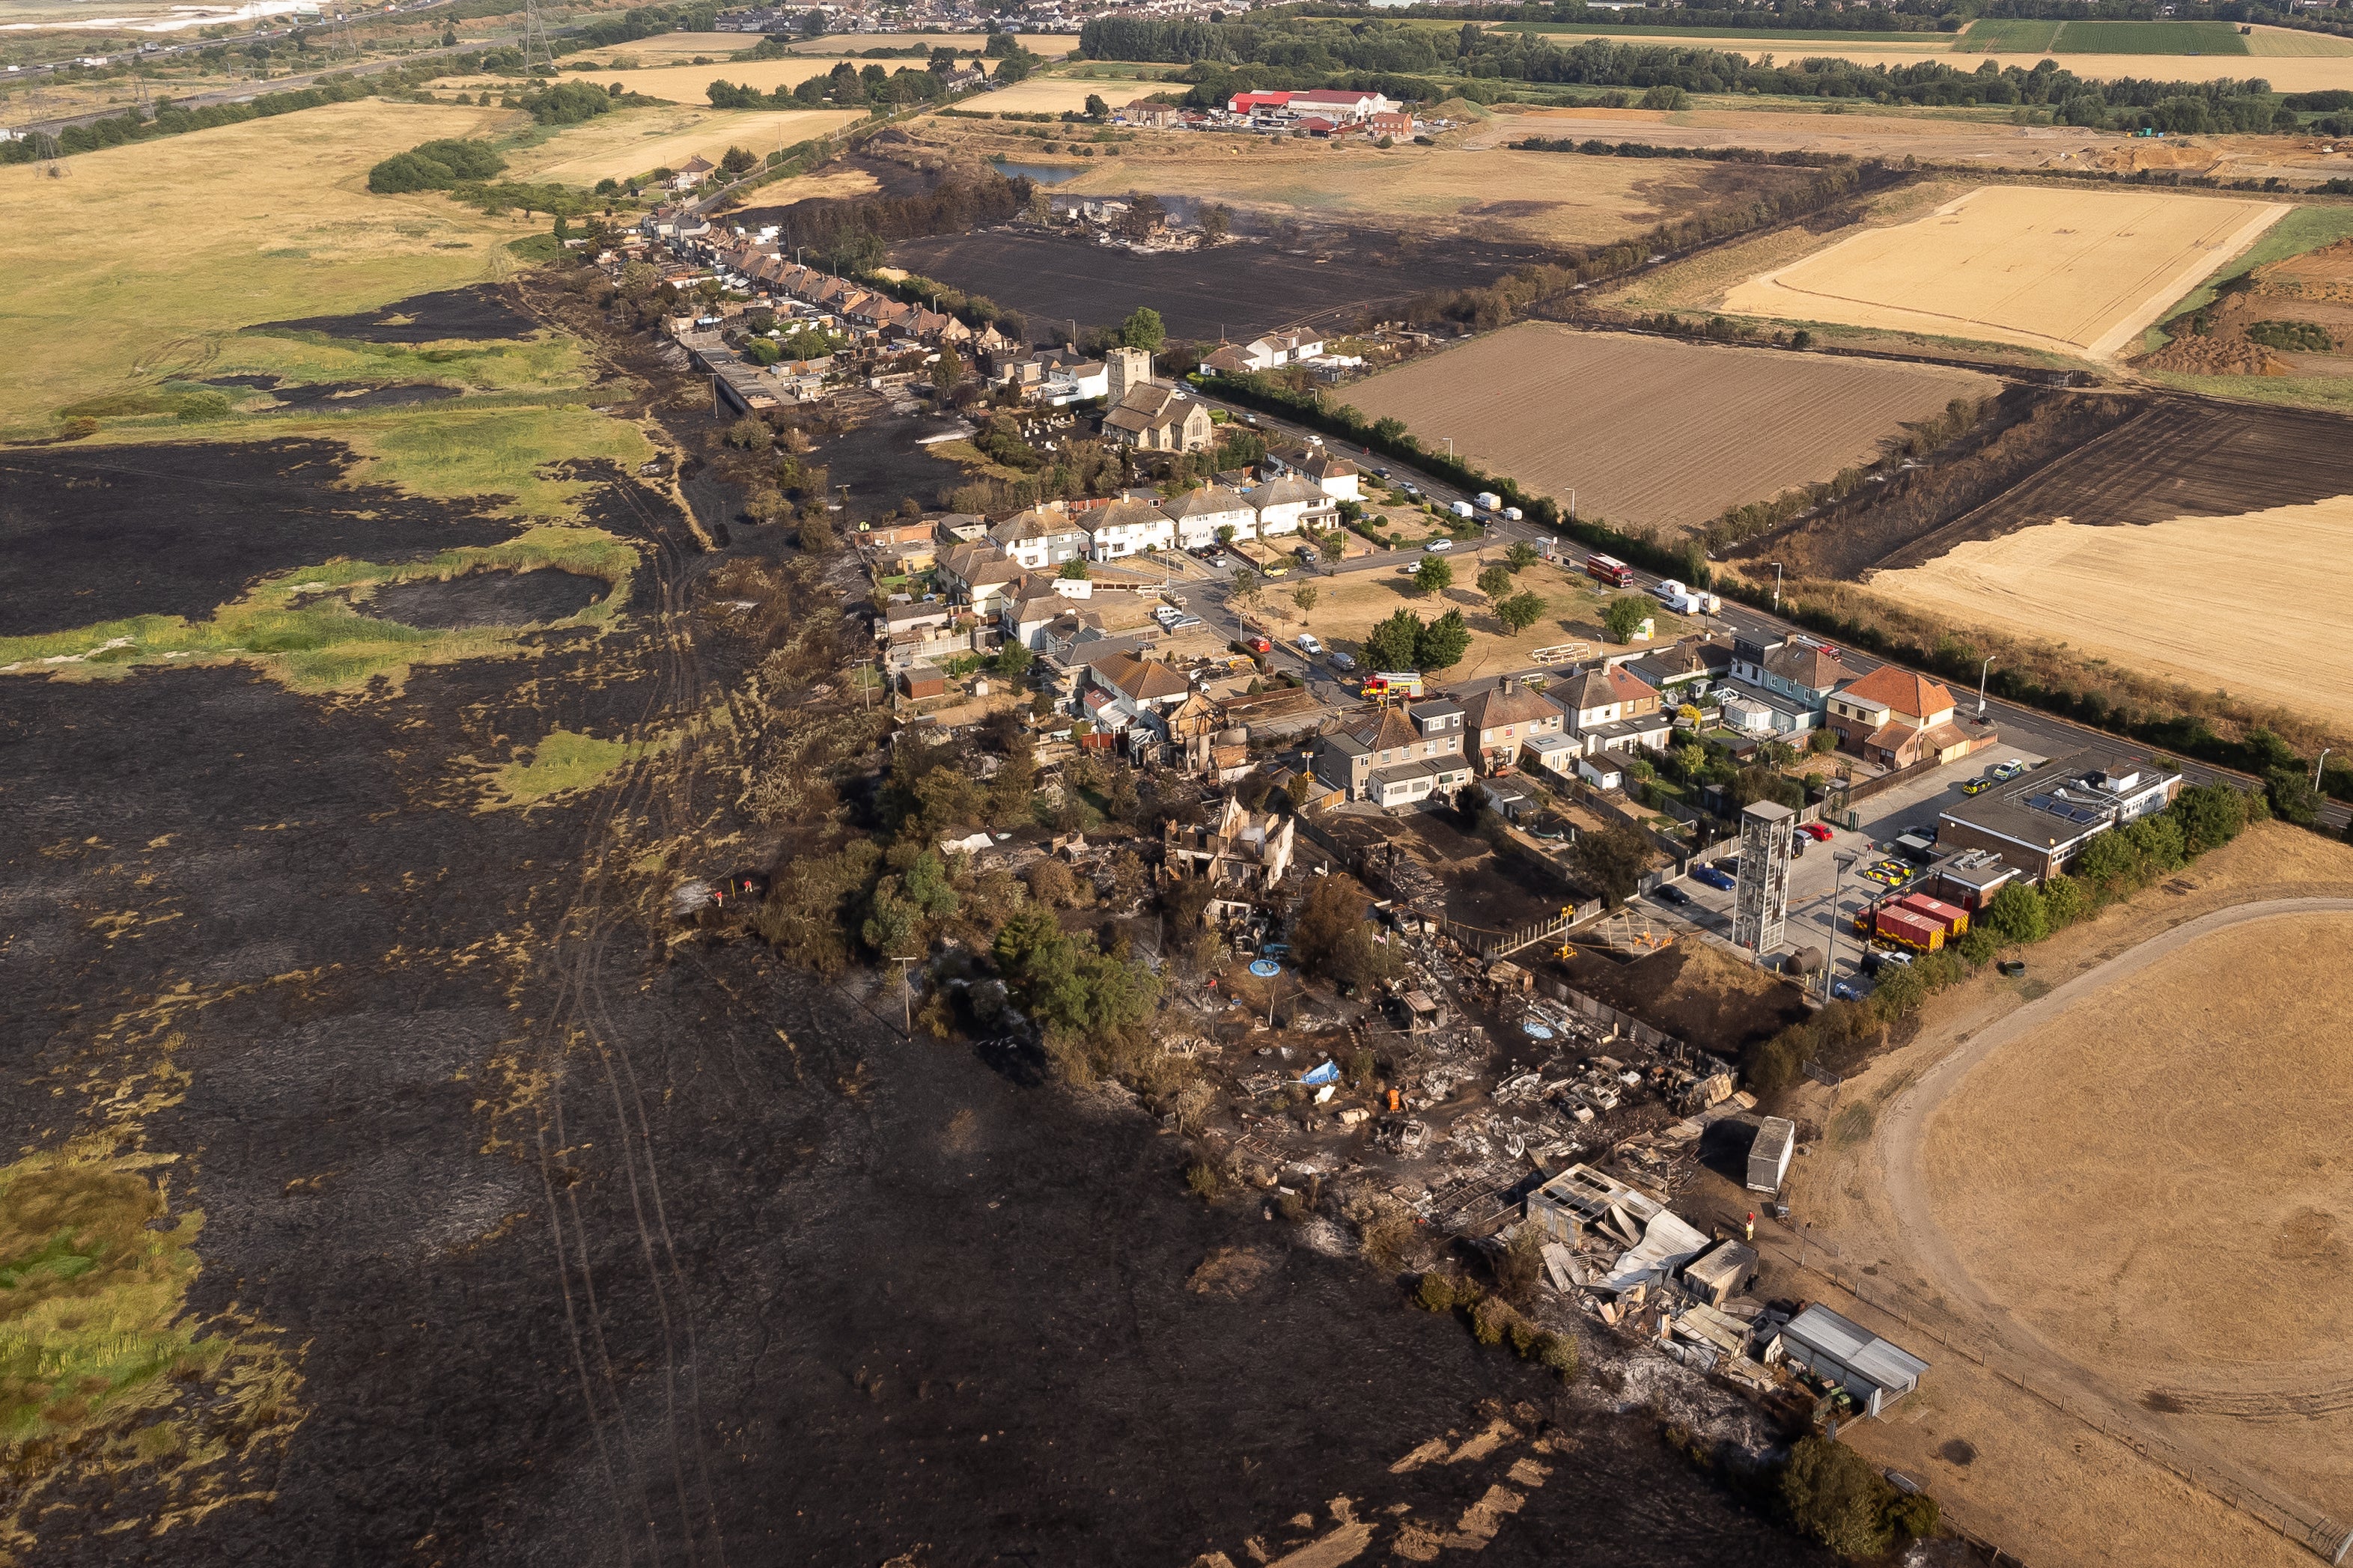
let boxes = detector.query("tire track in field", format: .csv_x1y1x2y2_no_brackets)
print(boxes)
525,470,731,1567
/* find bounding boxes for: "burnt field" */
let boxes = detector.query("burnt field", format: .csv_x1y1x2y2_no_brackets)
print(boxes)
890,229,1541,341
0,440,522,636
1730,389,2353,579
0,436,1826,1562
249,283,540,344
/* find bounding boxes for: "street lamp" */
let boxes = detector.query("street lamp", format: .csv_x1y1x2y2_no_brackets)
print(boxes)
2319,748,2334,789
1823,852,1857,1002
1976,655,1996,719
1768,561,1784,611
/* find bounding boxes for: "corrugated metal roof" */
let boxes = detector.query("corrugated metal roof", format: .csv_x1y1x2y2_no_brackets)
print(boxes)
1785,1305,1929,1391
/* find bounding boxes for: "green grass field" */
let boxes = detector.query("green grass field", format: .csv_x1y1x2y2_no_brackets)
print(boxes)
490,726,675,807
1961,17,2250,54
0,524,637,695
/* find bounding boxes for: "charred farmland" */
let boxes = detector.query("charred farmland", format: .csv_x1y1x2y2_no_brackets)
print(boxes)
0,427,1826,1564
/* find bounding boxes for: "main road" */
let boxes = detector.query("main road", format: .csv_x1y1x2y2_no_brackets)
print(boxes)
1187,388,2350,832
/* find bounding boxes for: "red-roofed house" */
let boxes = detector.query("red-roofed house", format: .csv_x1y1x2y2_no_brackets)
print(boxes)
1827,665,1991,769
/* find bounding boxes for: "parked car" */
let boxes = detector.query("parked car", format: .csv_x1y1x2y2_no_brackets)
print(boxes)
1244,635,1272,654
1831,979,1866,1002
1171,615,1205,630
1296,634,1323,655
1653,884,1693,907
1959,777,1997,796
1692,864,1736,891
1991,757,2027,780
1799,822,1833,842
1425,538,1455,552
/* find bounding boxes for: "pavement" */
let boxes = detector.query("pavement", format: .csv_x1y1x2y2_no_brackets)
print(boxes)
1636,745,2046,1002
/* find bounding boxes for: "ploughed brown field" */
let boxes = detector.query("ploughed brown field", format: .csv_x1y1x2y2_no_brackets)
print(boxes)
1339,323,1992,532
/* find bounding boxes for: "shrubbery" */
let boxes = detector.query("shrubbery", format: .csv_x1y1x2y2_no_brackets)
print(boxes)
1778,1436,1937,1558
367,137,507,193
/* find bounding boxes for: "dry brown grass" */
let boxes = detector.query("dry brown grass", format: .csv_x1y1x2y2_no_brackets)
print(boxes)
1792,820,2353,1567
1868,499,2353,719
1923,909,2353,1510
1339,323,1992,532
504,104,866,183
1293,554,1690,678
1723,185,2289,359
1050,144,1731,248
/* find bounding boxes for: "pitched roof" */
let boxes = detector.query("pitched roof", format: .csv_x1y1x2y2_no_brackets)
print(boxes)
990,507,1081,545
1604,663,1661,707
1162,485,1251,520
1095,652,1192,703
1559,669,1618,714
1836,664,1954,719
1762,641,1851,691
1463,680,1561,733
1087,498,1169,533
1244,477,1327,510
1103,382,1199,436
940,540,1020,585
1347,706,1422,752
1200,344,1252,374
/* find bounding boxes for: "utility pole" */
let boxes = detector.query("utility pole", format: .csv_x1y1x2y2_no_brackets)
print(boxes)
1976,655,1995,719
1823,852,1855,1002
892,956,919,1033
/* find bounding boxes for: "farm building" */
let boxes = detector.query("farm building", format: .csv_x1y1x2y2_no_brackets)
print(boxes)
1768,1305,1929,1420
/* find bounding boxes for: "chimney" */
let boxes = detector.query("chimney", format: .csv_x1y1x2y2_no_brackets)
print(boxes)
1500,676,1517,695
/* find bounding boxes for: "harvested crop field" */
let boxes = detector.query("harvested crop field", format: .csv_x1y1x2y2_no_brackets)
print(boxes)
1871,498,2353,717
1341,323,1993,532
591,55,843,103
949,76,1125,116
1046,144,1813,248
1723,184,2289,359
1919,907,2353,1519
506,104,865,184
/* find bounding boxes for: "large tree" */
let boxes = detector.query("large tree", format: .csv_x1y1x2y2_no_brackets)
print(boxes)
1571,821,1652,908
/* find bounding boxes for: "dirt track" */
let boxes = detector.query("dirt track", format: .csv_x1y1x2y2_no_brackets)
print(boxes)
1872,897,2353,1546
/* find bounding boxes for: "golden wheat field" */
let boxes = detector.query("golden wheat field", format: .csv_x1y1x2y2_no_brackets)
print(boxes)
506,105,866,183
1341,323,1993,531
1722,184,2289,358
1869,499,2353,715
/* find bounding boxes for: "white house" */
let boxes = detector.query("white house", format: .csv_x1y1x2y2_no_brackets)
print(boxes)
1265,444,1362,502
1163,485,1257,548
989,504,1090,570
1244,476,1335,538
1085,497,1175,561
1044,359,1109,405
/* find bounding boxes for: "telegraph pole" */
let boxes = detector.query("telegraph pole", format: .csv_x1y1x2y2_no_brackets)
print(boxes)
893,956,919,1034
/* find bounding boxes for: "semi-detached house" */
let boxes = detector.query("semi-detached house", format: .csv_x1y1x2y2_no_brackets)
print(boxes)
1460,676,1565,771
989,505,1090,570
1163,485,1257,548
1084,496,1175,561
1242,475,1336,537
1312,699,1470,808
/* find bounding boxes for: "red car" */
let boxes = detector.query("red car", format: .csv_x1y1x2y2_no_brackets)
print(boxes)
1800,822,1834,842
1245,635,1273,654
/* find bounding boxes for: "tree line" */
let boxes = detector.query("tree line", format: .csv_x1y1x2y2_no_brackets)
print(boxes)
1080,15,2304,135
